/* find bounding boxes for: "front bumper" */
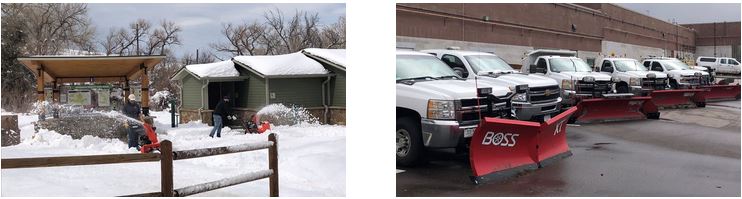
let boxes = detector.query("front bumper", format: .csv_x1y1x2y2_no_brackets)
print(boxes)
511,98,562,121
420,119,478,148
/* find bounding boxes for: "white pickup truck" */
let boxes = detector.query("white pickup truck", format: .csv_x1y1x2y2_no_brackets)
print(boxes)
396,50,513,166
520,49,626,106
421,49,562,121
696,56,741,74
596,58,669,95
641,57,712,89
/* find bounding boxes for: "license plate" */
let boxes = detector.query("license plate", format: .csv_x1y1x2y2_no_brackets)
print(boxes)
683,92,694,97
464,128,475,138
543,114,552,122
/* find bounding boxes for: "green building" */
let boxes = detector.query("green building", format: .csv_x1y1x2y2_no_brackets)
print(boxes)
171,50,346,125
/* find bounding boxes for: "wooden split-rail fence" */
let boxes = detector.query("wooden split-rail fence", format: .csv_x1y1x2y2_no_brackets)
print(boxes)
1,133,279,197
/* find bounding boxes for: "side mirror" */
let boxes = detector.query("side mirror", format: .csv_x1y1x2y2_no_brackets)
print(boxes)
529,64,544,74
453,67,468,78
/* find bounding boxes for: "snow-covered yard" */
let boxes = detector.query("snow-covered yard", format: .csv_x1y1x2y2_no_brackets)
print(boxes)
1,110,345,196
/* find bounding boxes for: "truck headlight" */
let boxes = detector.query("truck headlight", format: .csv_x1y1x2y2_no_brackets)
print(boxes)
561,79,573,90
427,99,455,120
582,76,595,83
512,92,527,102
629,77,641,86
694,72,702,77
611,77,620,83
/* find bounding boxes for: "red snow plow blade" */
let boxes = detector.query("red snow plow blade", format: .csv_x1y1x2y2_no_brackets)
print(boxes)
573,97,658,123
469,107,578,184
700,85,740,101
649,89,707,107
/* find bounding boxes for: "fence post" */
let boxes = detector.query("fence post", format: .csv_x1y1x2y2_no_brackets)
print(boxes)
269,133,278,197
160,140,174,197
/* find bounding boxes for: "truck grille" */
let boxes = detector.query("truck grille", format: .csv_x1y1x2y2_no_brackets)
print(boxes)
681,75,713,86
576,80,612,94
456,98,487,124
528,85,560,104
641,78,667,90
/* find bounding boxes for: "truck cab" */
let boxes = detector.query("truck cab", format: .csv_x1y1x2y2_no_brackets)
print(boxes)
420,49,561,121
596,58,669,95
396,50,512,166
520,49,623,106
642,57,712,89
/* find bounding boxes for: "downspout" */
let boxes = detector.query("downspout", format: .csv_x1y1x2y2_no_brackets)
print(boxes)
200,79,209,122
174,80,183,123
322,76,331,124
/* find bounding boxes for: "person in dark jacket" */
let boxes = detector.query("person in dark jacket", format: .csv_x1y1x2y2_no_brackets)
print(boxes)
122,94,142,149
209,95,231,138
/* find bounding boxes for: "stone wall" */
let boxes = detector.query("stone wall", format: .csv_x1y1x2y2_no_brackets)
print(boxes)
180,107,346,126
1,115,20,146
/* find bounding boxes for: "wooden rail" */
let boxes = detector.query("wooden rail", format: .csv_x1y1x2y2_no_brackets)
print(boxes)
2,133,279,197
1,153,161,169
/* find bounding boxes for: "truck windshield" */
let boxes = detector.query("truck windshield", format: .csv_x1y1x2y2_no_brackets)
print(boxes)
662,60,691,70
549,58,592,72
397,55,460,80
464,55,514,74
614,60,647,72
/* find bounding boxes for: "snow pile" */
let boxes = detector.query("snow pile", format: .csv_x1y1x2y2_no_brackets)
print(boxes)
256,104,319,125
19,129,134,155
233,52,328,76
303,48,346,68
185,60,239,78
1,111,345,197
150,90,172,106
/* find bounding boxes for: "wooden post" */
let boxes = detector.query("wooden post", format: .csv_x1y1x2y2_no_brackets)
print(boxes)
140,64,150,116
36,67,44,102
269,133,278,197
160,140,174,197
52,79,60,103
124,77,130,100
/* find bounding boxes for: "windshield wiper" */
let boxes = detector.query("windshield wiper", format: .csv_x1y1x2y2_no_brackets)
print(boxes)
437,75,461,80
396,76,438,85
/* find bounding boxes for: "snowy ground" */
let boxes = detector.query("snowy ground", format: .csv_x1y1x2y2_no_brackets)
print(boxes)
1,110,345,197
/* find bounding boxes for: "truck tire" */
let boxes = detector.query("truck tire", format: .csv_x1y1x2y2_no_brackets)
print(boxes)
616,84,629,93
670,80,679,89
696,102,706,108
646,112,660,120
397,117,424,166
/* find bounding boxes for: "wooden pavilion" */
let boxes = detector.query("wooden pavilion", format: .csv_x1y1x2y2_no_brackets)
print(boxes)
18,55,165,115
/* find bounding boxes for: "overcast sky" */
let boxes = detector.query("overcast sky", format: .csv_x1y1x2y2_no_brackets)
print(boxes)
87,3,345,58
617,3,740,24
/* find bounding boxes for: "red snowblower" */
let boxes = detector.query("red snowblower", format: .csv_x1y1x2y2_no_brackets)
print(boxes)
139,123,160,153
466,88,579,184
242,114,272,134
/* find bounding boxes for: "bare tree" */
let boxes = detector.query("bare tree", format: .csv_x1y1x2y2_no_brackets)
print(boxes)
322,16,345,48
2,3,96,112
102,18,181,56
212,8,345,57
210,21,266,56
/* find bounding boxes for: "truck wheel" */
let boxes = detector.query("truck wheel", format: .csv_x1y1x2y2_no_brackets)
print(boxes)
617,84,629,93
670,80,679,89
397,117,424,166
646,112,660,120
696,102,706,108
